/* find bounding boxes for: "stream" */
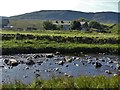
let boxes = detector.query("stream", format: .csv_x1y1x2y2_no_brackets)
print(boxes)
0,53,120,84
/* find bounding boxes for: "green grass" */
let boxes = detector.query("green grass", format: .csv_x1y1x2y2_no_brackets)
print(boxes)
2,39,119,54
1,30,118,39
1,30,119,54
2,40,119,48
1,29,119,54
10,20,44,30
2,76,120,89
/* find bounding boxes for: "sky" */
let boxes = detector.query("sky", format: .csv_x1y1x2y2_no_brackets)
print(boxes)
0,0,119,17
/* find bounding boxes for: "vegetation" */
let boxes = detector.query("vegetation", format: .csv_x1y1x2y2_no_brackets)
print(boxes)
2,76,120,89
1,30,119,55
89,20,103,29
43,21,59,30
109,24,120,34
71,20,81,30
10,19,44,30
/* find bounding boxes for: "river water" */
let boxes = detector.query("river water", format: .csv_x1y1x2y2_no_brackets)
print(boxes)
0,53,120,84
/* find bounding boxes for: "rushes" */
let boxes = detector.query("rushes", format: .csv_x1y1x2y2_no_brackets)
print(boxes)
2,76,120,89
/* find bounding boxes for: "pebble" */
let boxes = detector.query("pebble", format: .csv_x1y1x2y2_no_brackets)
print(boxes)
105,70,112,74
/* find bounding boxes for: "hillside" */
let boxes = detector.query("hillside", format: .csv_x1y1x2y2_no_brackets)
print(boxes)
9,10,119,23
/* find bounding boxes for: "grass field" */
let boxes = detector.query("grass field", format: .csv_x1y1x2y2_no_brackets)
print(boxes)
1,30,119,55
2,76,120,89
10,20,44,30
1,30,118,39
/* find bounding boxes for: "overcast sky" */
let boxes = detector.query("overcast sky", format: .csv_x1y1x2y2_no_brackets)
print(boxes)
0,0,119,17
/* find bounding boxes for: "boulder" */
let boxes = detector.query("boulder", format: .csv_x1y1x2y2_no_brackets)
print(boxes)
33,54,41,59
64,73,73,77
113,73,120,76
116,64,120,70
55,52,60,55
4,58,18,66
58,60,64,65
64,58,72,62
26,60,35,65
46,54,54,58
108,60,113,64
94,62,102,68
105,70,112,74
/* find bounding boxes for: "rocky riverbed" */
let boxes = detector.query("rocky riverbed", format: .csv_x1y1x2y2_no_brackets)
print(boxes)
0,53,120,84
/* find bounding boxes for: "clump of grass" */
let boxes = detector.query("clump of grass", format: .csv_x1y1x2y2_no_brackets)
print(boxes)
1,76,120,89
2,39,119,55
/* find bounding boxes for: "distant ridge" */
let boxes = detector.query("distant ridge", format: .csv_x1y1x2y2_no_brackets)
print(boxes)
8,10,120,23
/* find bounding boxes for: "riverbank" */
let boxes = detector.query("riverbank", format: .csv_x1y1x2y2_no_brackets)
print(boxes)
2,76,120,89
1,30,119,55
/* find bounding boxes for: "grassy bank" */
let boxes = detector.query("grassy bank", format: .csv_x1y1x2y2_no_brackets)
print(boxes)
2,76,120,89
1,41,119,55
1,30,119,55
2,40,119,55
1,30,118,39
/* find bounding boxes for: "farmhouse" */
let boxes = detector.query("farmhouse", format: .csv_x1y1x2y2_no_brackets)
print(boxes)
53,21,71,30
53,20,89,31
80,21,89,31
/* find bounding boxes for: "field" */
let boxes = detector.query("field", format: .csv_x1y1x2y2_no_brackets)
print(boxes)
1,30,119,55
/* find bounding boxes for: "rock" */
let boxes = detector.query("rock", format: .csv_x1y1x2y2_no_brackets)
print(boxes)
108,60,113,64
55,52,60,55
44,70,48,72
64,73,73,77
76,57,80,60
113,61,119,64
24,75,28,78
58,61,64,65
36,61,43,64
26,60,35,65
113,74,120,76
87,59,92,64
35,73,40,77
65,64,69,67
107,57,110,61
36,69,40,72
75,64,79,67
99,59,105,62
116,64,120,70
25,67,29,70
4,58,18,66
110,65,113,68
82,63,85,65
64,58,72,62
0,65,4,68
54,68,59,71
94,62,102,68
4,59,9,64
33,54,41,59
105,70,112,74
46,54,54,58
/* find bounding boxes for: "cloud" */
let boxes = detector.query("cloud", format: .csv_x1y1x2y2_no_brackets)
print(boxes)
0,0,119,16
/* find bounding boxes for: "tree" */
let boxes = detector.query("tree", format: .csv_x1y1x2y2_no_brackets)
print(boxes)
43,21,58,30
71,20,81,30
89,20,102,29
79,18,85,21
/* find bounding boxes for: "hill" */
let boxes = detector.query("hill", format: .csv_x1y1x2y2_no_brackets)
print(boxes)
9,10,119,23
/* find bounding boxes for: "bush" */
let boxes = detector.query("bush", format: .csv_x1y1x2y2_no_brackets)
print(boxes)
71,20,81,30
89,20,102,29
43,21,58,30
